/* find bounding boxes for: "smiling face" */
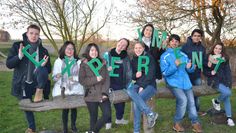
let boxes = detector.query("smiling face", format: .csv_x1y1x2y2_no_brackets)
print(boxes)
116,39,128,53
169,38,180,48
65,44,74,58
213,44,222,55
26,28,40,43
191,32,202,43
143,26,153,38
134,43,145,56
89,46,98,59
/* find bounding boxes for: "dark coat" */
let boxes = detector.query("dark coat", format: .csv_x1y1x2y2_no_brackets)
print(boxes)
144,44,165,80
181,36,207,82
107,48,132,90
204,57,232,89
6,33,51,99
79,59,110,102
131,52,156,88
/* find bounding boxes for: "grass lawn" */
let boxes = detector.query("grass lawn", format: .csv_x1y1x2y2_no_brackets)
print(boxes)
1,71,236,133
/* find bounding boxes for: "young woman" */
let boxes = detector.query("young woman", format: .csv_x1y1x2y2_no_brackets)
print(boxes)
52,41,84,133
79,43,111,133
104,38,132,129
204,42,235,126
141,23,165,80
160,34,202,133
126,42,158,133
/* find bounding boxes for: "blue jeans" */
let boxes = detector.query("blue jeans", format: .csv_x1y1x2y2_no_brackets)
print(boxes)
192,78,201,112
126,84,157,132
170,88,199,124
216,84,232,117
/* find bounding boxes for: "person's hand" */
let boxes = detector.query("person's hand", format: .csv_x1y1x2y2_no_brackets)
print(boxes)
97,76,103,81
18,43,24,59
211,70,216,75
138,87,143,93
208,61,212,67
186,60,192,69
102,95,108,99
107,66,112,71
175,59,181,66
56,73,61,78
41,55,49,67
136,71,142,78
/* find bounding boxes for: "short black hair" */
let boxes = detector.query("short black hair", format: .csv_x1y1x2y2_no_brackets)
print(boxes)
58,41,78,60
141,23,154,37
191,29,203,37
169,34,180,42
27,24,40,32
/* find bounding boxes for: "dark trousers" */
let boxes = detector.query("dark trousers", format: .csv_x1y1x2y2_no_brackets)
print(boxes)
22,67,49,131
86,100,111,133
62,109,77,132
107,102,125,123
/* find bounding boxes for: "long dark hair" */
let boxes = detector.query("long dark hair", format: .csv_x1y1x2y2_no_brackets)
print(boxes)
82,43,102,62
58,41,78,60
208,42,229,61
141,23,154,39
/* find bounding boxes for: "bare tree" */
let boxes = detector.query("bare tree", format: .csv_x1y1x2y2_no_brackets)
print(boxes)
126,0,236,45
3,0,113,53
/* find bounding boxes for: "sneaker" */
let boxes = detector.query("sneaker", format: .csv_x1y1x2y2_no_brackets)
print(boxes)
25,128,35,133
85,131,94,133
212,99,221,111
147,112,158,128
105,123,112,129
173,123,184,132
227,118,235,126
192,123,203,133
115,118,128,125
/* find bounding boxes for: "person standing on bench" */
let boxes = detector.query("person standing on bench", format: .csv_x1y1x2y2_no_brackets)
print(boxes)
6,24,51,133
52,41,84,133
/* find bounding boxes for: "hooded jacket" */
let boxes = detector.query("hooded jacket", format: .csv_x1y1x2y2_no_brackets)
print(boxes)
6,33,51,99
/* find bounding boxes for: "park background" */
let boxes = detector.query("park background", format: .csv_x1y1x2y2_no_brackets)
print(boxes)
0,0,236,133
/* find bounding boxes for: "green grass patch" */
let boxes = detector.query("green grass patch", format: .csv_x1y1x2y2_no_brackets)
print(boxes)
0,71,236,133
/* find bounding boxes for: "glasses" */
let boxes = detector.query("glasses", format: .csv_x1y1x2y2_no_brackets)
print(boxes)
66,47,74,51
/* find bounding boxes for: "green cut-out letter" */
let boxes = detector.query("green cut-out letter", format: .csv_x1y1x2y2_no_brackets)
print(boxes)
22,44,45,67
87,58,103,76
61,56,76,77
109,57,121,77
214,57,225,72
138,56,150,75
192,51,203,71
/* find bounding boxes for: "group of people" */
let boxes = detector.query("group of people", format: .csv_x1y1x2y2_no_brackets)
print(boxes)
6,24,235,133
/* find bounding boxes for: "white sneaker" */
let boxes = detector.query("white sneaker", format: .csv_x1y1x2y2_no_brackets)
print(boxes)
227,118,235,126
212,99,221,111
105,123,112,130
115,118,128,124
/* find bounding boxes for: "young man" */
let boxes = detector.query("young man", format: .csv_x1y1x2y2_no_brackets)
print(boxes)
6,24,51,133
181,29,207,113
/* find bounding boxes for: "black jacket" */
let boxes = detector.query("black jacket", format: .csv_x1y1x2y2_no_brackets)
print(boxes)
108,48,132,90
144,45,165,80
131,52,156,88
204,57,232,89
181,36,207,82
6,33,51,99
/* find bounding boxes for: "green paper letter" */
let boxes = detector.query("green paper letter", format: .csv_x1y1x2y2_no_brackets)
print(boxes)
87,58,103,76
138,56,150,75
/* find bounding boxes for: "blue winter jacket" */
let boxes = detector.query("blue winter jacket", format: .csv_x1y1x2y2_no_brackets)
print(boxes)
160,48,195,90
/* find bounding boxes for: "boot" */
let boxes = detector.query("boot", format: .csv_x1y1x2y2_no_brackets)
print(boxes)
25,128,35,133
34,89,43,102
